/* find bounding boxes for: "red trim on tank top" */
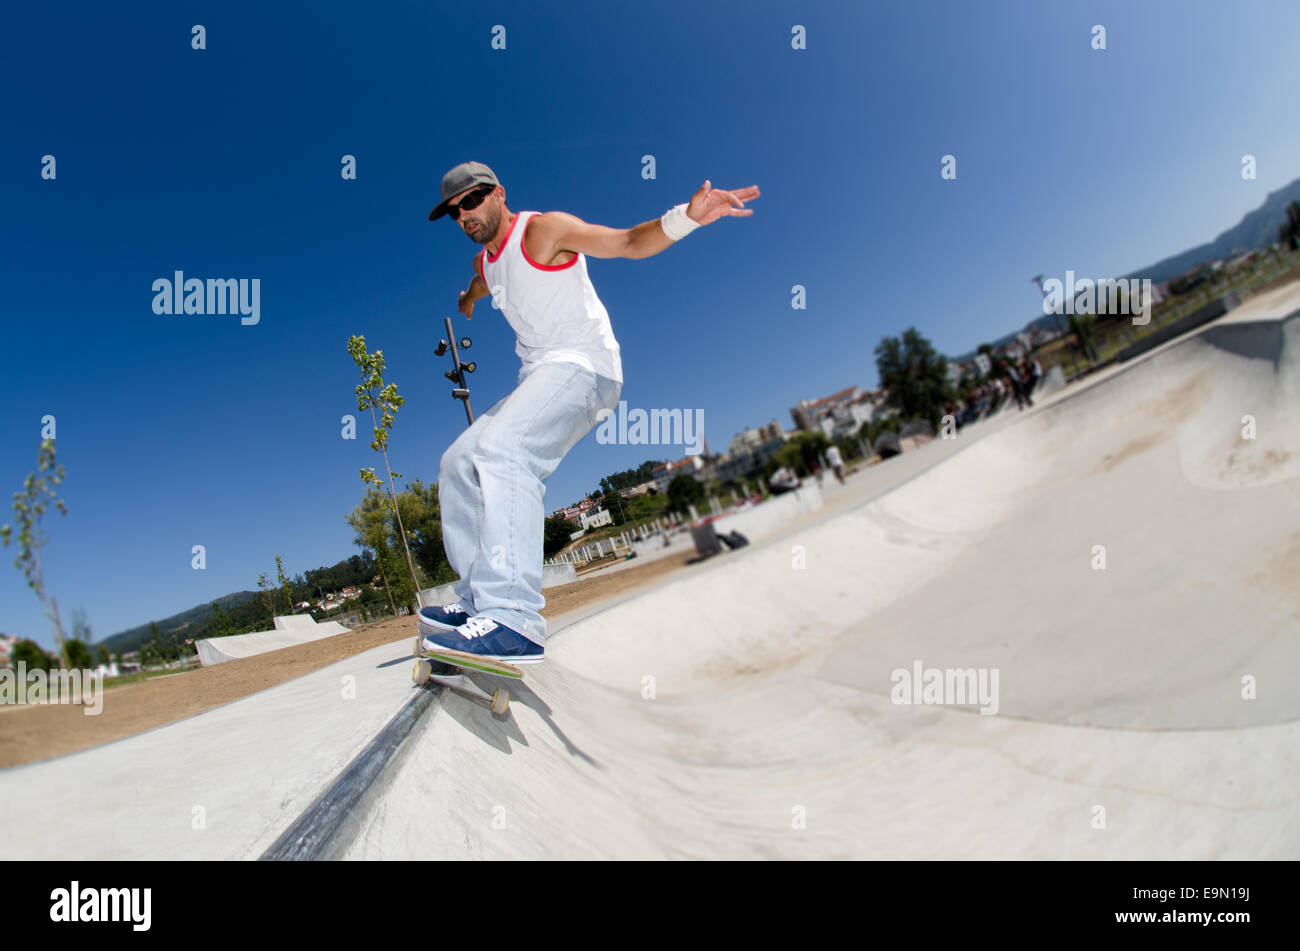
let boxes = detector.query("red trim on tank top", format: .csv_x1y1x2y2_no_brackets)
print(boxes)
521,215,580,271
485,213,523,264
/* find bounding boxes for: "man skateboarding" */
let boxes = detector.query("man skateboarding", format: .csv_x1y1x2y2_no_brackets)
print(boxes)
418,161,760,664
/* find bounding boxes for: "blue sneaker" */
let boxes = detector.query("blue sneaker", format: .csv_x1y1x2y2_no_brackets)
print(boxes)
418,602,476,635
420,616,544,664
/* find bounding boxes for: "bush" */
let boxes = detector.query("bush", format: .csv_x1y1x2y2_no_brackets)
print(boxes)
63,638,94,669
10,639,53,671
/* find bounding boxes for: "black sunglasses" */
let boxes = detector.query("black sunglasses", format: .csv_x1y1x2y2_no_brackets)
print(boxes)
447,184,495,220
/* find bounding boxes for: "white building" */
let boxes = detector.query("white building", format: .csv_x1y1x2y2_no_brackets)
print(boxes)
728,421,785,455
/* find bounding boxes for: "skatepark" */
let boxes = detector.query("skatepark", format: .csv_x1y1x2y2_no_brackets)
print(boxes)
1,284,1297,859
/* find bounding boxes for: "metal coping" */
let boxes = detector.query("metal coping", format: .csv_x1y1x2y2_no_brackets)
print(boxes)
259,684,439,861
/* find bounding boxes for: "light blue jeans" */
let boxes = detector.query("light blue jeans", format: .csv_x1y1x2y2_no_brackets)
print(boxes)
437,361,622,645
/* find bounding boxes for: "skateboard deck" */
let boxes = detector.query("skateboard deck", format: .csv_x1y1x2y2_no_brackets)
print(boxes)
411,636,519,714
412,636,524,677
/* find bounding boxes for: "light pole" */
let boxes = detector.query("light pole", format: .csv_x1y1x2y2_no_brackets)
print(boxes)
435,315,477,424
1032,273,1078,378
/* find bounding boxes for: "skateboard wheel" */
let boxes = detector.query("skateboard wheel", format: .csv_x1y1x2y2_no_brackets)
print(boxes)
413,659,432,686
490,689,510,715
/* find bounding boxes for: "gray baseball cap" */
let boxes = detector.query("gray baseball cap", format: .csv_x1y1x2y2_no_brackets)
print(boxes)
428,161,500,221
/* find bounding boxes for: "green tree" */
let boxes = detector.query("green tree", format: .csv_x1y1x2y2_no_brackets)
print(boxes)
599,462,661,495
391,480,448,586
1,439,71,668
210,601,236,638
64,638,93,670
767,431,831,477
276,555,295,614
856,414,903,449
11,638,52,672
544,516,575,559
795,431,830,473
345,489,400,617
1068,312,1100,363
874,328,954,428
1278,200,1300,249
377,544,415,615
349,335,423,608
834,435,862,462
144,620,181,664
256,572,276,625
666,474,706,514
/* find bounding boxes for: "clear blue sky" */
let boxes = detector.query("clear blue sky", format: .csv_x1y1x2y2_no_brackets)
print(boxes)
3,0,1298,646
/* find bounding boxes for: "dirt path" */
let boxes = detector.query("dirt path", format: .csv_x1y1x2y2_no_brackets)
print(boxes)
0,551,692,768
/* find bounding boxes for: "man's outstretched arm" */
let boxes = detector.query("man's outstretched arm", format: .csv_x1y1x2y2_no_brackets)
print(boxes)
530,180,760,261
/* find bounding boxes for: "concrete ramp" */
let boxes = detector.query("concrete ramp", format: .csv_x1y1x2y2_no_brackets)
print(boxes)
273,614,320,631
821,311,1300,730
5,292,1297,861
196,615,352,666
341,302,1300,859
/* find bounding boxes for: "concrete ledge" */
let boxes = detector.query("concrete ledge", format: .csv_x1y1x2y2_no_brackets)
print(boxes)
1116,292,1241,364
196,615,352,667
708,482,825,544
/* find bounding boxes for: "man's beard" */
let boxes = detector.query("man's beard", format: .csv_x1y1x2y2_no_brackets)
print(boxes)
465,207,500,245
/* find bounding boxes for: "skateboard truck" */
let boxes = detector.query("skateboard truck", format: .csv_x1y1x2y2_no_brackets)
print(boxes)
412,636,515,715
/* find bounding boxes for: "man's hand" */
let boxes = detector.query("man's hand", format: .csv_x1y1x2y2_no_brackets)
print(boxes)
459,273,490,319
686,180,760,226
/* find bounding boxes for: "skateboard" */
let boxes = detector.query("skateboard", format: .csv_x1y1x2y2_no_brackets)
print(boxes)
411,636,520,715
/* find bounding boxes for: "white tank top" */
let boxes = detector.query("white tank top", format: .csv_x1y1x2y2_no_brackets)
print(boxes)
477,210,623,383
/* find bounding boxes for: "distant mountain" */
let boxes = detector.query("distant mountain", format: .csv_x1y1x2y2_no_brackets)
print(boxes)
1120,178,1300,284
101,590,258,654
948,176,1300,363
99,551,382,655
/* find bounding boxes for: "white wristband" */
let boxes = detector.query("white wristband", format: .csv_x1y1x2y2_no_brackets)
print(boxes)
660,203,700,241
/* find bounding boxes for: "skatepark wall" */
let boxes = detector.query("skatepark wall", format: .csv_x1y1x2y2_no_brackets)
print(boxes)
544,563,579,586
196,615,352,667
1115,291,1241,365
707,481,824,543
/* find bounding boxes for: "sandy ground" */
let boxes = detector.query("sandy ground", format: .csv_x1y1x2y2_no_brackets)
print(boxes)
0,551,692,769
